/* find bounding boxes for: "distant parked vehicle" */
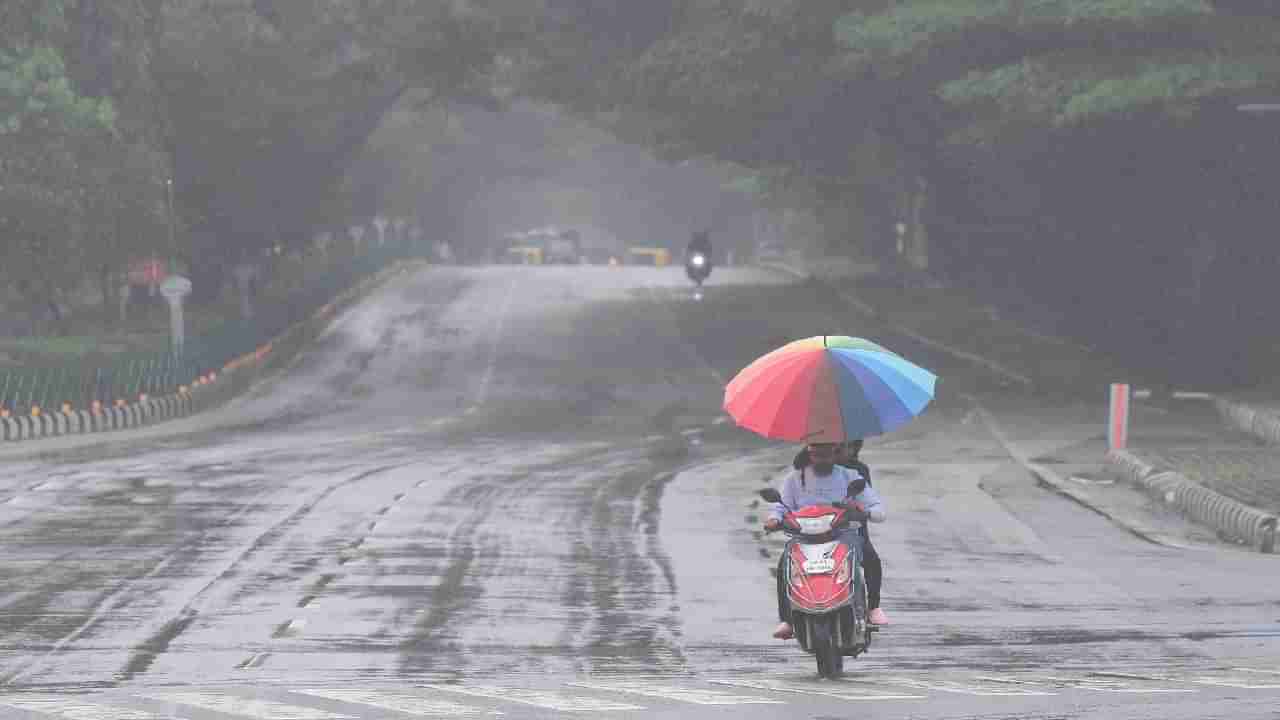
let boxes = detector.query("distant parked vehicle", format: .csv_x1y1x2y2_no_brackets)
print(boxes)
627,247,671,266
496,227,582,265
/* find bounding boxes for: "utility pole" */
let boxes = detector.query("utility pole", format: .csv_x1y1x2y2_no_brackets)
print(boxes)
166,178,176,251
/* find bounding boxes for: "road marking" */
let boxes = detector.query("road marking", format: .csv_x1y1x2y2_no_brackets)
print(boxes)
1235,667,1280,676
977,674,1194,694
0,697,162,719
883,677,1055,696
423,684,643,712
708,677,924,701
473,277,517,412
1190,673,1280,689
294,689,500,716
641,282,727,386
569,680,783,705
142,692,353,719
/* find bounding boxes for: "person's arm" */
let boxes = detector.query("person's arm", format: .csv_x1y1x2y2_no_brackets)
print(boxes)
857,484,886,523
770,471,799,522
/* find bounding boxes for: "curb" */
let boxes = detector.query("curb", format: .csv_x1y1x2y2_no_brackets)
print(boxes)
964,396,1189,549
0,260,426,446
1025,461,1194,549
1105,448,1277,553
758,261,1034,389
1214,396,1280,445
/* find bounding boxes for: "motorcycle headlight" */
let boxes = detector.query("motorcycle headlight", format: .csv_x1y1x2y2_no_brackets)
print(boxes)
691,255,706,267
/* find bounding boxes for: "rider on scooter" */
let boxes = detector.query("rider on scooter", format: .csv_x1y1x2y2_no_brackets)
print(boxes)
793,440,889,627
765,441,885,640
687,229,712,258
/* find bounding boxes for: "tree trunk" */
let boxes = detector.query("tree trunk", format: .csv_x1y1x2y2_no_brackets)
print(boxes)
906,175,931,272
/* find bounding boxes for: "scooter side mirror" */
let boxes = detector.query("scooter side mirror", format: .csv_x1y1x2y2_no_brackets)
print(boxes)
847,478,866,497
757,488,783,504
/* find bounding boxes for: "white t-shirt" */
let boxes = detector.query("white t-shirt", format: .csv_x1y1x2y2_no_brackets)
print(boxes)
768,464,885,523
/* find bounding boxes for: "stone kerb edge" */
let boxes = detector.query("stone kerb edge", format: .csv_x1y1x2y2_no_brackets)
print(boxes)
1215,396,1280,445
1106,449,1277,552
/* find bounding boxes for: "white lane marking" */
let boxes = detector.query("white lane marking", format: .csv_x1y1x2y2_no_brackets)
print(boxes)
569,680,783,705
295,689,501,716
884,677,1055,697
977,674,1195,694
1235,667,1280,676
472,278,517,412
708,678,924,701
1190,674,1280,689
423,684,643,712
641,282,726,386
141,692,353,719
0,697,163,719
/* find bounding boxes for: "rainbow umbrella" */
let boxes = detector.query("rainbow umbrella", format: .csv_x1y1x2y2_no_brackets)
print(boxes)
723,335,936,441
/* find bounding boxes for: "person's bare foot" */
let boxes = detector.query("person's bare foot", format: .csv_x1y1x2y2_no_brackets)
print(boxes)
772,621,794,639
868,608,889,625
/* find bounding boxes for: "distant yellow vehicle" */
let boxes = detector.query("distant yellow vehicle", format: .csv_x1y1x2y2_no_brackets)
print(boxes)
627,247,671,267
504,245,544,265
496,227,583,265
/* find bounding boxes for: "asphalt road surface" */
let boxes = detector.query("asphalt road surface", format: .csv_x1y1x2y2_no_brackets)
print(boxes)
0,265,1276,719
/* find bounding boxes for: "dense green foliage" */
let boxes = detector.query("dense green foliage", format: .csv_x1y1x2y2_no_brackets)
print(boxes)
5,1,1280,382
504,0,1280,382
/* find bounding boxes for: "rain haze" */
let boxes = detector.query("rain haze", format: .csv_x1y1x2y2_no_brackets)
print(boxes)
1,2,1279,719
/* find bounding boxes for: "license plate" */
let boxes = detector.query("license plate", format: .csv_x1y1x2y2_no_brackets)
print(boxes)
802,558,835,575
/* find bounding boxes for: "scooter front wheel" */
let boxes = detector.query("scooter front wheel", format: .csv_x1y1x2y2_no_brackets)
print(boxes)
810,615,842,678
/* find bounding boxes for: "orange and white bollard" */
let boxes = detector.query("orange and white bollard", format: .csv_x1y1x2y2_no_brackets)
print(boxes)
1108,383,1130,451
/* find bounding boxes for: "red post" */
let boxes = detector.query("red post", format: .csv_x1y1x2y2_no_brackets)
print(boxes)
1109,383,1130,451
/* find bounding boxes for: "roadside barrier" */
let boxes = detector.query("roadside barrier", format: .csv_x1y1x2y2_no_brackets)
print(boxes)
0,241,420,419
1106,448,1277,553
1214,396,1280,445
0,260,425,445
1213,392,1280,443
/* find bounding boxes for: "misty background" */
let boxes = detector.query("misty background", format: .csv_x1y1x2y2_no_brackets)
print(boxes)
5,1,1280,388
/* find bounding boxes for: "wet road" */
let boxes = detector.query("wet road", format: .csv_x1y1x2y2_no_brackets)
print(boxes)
0,265,1275,719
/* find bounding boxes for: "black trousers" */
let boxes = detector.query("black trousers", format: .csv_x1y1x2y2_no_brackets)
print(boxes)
776,534,882,622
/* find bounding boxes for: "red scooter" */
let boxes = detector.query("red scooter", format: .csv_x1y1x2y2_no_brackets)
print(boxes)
759,484,874,678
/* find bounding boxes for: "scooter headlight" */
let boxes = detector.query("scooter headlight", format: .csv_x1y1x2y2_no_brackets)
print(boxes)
795,514,836,535
690,254,706,267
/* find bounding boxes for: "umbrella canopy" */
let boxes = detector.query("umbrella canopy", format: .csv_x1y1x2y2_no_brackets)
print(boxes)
723,335,936,442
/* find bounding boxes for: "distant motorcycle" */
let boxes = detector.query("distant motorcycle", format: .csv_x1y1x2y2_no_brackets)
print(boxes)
685,251,711,287
759,483,875,678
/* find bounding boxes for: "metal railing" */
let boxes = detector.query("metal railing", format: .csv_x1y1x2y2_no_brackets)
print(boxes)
0,239,418,415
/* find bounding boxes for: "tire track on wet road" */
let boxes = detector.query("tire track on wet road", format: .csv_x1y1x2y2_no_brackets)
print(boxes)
111,462,414,683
